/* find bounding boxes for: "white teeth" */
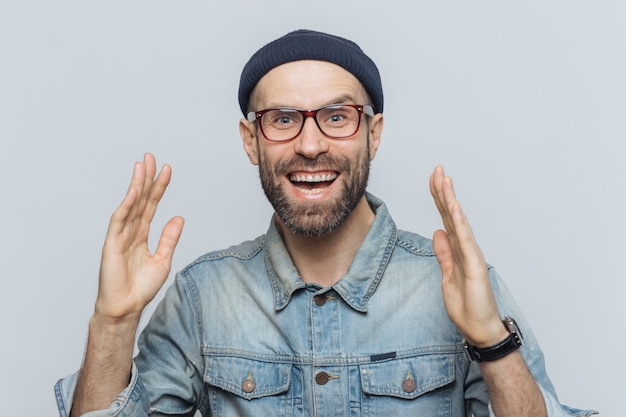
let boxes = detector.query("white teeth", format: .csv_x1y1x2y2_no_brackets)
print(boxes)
289,173,337,183
295,186,326,195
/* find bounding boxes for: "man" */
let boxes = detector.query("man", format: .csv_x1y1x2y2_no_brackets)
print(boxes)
56,29,594,416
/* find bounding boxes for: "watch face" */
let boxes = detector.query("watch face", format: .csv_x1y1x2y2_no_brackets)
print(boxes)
504,316,523,345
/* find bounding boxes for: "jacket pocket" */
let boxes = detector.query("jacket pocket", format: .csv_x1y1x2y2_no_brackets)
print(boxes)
359,353,456,415
204,355,292,400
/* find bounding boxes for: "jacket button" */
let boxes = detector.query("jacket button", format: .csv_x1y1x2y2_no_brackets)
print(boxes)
402,370,416,393
402,378,416,393
315,371,330,385
242,373,256,393
314,294,327,306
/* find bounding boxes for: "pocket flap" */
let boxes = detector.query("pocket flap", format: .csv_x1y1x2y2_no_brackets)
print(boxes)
360,354,455,399
204,356,292,400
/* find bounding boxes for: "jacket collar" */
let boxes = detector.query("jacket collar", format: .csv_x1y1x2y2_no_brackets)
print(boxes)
264,192,398,312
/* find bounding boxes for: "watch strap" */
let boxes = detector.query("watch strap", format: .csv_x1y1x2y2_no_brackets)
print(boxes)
463,317,523,362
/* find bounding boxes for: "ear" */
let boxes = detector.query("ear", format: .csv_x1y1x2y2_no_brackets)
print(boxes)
367,113,384,161
239,118,260,166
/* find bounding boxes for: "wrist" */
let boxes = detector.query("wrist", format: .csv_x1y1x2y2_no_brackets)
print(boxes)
463,318,510,348
90,312,141,335
464,316,524,362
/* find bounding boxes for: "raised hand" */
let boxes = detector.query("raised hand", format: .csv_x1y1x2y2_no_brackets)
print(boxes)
429,166,507,347
71,153,185,416
95,153,184,323
429,166,548,416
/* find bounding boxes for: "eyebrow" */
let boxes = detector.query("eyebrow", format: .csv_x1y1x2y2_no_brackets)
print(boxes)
264,94,360,110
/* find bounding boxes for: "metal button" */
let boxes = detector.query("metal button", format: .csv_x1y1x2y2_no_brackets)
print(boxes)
315,371,330,385
314,294,327,306
242,379,255,393
402,370,416,393
242,372,256,393
402,378,416,393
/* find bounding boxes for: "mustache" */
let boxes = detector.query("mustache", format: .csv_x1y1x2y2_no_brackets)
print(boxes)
273,154,351,176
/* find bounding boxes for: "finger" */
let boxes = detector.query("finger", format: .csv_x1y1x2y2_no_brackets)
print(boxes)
117,153,161,238
433,229,465,310
153,216,185,268
444,186,486,274
144,152,157,179
140,163,173,228
432,170,482,270
441,174,461,216
429,166,448,222
107,161,146,237
432,229,455,276
440,176,461,240
429,166,444,208
430,167,454,222
135,153,158,218
441,177,473,246
430,166,457,239
124,159,151,236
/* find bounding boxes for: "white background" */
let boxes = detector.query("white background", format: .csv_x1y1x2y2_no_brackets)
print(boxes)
1,1,623,415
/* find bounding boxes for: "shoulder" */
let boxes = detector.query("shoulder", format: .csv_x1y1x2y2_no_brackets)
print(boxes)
180,234,266,275
366,193,435,258
394,229,436,257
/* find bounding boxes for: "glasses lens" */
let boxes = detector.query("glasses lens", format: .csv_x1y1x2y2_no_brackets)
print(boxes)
260,109,303,141
316,105,360,138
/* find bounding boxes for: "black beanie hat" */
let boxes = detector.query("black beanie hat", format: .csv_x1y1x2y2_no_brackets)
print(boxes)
238,29,383,116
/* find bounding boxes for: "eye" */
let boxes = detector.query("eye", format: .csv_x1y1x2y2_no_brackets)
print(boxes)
265,110,301,128
322,107,351,125
329,114,345,123
276,115,296,125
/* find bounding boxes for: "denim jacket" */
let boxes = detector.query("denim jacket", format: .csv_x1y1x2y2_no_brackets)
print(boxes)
56,193,595,417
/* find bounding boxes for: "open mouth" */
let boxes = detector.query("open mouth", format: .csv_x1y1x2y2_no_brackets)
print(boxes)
289,172,338,194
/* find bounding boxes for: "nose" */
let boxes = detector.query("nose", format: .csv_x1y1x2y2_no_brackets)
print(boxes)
293,116,330,159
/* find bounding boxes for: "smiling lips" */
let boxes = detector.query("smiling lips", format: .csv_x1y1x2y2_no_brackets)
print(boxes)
289,172,338,194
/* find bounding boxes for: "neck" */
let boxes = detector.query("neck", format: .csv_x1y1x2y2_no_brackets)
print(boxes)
276,196,375,287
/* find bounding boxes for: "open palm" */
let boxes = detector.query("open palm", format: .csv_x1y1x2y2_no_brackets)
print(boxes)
95,153,184,322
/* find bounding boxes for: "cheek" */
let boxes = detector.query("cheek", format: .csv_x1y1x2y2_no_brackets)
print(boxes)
259,141,294,167
257,147,285,178
346,137,372,164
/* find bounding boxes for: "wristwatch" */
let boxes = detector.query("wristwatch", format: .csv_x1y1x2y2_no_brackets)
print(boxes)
463,316,523,362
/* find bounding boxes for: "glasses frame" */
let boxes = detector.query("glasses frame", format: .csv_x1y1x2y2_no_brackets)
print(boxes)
247,103,375,142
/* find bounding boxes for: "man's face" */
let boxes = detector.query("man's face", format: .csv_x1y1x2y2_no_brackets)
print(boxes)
240,60,383,236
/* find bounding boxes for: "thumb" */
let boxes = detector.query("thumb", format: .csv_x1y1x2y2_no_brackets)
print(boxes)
433,229,454,276
154,216,185,268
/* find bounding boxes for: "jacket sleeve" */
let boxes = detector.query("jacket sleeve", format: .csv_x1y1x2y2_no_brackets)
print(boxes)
55,362,150,417
484,267,597,417
55,272,204,417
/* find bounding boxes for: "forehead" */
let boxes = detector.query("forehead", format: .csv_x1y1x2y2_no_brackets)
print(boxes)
251,60,368,109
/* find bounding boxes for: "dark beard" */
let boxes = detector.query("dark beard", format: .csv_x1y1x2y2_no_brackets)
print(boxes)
259,145,370,237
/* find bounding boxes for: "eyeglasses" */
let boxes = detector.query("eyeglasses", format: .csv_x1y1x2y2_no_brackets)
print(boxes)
247,103,374,142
